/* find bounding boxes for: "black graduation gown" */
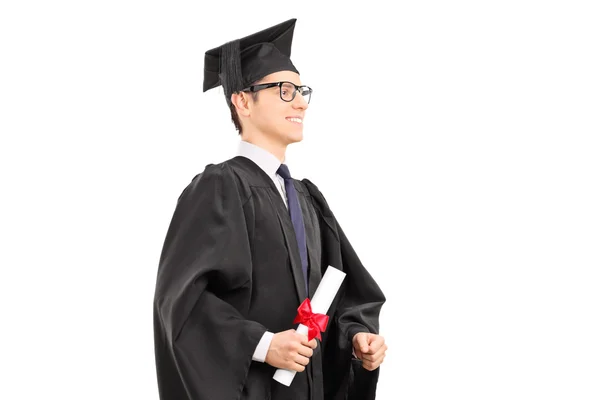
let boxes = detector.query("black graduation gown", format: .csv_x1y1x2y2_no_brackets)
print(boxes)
153,156,386,400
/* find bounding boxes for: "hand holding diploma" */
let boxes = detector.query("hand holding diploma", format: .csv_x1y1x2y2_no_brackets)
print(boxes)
273,266,346,386
265,330,318,372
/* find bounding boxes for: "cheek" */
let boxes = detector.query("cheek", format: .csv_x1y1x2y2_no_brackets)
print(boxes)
259,106,287,129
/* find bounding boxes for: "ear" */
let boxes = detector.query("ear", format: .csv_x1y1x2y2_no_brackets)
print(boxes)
230,92,252,117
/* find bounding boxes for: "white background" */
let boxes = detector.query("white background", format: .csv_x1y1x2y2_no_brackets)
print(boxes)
1,1,599,399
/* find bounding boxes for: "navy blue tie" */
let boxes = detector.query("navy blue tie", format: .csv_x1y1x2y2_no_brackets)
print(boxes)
277,164,308,294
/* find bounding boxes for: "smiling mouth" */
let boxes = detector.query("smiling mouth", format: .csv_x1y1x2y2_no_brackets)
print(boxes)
286,117,303,124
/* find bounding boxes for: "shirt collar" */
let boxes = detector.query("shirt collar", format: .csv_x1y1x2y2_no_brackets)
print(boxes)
237,140,285,178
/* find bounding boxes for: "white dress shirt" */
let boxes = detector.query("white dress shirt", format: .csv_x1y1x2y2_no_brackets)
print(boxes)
237,140,288,362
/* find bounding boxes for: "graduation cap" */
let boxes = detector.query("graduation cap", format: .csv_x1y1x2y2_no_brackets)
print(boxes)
203,18,300,105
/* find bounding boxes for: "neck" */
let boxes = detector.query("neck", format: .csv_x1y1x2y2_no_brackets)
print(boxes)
241,131,287,162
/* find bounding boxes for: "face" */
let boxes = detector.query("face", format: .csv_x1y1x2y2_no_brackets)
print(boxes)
239,70,309,146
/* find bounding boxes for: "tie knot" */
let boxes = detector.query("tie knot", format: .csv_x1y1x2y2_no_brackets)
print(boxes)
277,164,292,180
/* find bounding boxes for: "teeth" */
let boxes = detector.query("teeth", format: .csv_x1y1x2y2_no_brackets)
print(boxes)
287,117,303,124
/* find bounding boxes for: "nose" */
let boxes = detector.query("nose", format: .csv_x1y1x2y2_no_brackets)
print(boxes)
292,91,309,110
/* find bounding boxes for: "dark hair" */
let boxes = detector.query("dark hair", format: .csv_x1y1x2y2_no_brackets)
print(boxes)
229,81,260,135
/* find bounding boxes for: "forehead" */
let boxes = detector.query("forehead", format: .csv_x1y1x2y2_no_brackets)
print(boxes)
257,70,302,85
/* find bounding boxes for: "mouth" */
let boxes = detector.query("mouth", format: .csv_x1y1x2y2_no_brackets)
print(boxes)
286,117,303,125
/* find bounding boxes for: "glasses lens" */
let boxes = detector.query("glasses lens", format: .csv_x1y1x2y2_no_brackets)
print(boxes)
280,83,312,103
301,87,312,104
280,82,296,101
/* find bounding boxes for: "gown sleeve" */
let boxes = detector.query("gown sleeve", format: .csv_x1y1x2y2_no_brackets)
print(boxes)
153,163,266,400
301,178,387,400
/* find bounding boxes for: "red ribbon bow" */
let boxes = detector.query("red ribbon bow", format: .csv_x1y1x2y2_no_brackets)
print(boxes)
293,298,329,341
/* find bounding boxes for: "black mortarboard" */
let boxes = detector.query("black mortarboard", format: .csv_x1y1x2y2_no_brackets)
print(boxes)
203,18,300,104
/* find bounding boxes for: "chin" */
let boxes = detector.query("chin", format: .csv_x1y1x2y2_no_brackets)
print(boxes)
270,124,303,145
285,127,304,144
286,132,303,144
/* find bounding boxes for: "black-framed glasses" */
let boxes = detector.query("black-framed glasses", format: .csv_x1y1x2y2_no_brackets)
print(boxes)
242,81,312,104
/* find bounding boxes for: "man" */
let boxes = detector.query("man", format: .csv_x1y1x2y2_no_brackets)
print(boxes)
153,18,387,400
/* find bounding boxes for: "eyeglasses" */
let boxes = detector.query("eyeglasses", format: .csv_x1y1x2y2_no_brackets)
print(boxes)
242,81,312,104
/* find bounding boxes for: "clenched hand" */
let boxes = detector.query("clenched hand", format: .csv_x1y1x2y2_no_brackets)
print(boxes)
265,329,318,372
352,332,387,371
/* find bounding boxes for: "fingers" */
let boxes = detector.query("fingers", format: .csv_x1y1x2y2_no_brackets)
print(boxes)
299,334,318,349
297,342,314,358
293,353,310,367
289,333,317,371
362,352,386,371
367,334,385,353
284,351,310,373
353,347,363,360
361,342,387,362
360,337,387,371
287,360,306,373
300,334,318,346
357,334,385,355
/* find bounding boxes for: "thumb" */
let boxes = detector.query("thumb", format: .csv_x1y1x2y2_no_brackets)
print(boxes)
357,333,369,353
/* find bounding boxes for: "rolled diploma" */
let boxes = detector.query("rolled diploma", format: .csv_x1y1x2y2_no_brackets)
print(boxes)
273,266,346,386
